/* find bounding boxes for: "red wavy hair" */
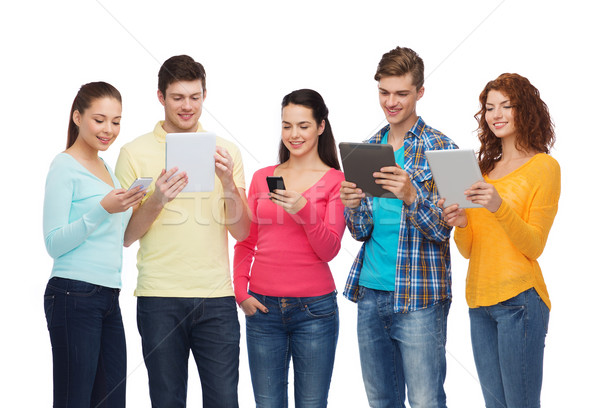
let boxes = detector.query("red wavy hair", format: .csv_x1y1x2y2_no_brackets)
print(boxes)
475,73,555,175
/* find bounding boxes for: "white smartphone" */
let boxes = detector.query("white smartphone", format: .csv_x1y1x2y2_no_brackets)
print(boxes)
128,177,153,191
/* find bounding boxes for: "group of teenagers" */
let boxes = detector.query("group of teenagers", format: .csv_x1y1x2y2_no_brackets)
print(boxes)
42,46,560,408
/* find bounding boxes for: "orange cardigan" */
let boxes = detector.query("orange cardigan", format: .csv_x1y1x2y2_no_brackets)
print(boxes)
454,153,560,309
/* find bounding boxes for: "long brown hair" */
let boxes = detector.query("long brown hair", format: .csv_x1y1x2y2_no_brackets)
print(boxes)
67,82,122,149
278,89,340,170
475,73,555,175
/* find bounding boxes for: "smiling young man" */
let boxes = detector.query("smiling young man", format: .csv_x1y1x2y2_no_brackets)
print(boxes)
115,55,250,408
340,47,457,408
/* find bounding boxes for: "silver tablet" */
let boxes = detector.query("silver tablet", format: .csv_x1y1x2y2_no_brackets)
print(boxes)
339,142,397,198
425,149,483,208
166,132,216,193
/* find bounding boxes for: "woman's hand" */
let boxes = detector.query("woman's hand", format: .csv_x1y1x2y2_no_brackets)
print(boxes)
269,189,307,215
240,296,269,316
465,181,502,212
100,187,146,214
437,199,468,228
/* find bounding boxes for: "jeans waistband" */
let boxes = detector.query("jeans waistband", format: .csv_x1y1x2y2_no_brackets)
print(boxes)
249,290,337,309
47,276,121,294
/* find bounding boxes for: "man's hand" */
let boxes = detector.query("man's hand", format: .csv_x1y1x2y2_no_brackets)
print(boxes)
373,165,417,204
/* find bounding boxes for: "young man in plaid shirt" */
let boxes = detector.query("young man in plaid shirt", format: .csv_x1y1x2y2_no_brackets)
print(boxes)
340,47,457,408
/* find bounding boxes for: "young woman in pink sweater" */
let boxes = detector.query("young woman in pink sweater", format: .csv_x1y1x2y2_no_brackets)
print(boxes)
440,73,560,408
234,89,345,407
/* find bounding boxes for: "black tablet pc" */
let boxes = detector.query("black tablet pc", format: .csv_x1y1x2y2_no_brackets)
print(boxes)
339,142,397,198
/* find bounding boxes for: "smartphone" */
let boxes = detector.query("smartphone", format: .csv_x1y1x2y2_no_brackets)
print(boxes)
266,176,286,193
128,177,153,191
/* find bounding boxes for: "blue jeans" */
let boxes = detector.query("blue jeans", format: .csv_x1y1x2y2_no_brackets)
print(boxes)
137,296,240,408
469,288,549,408
43,277,126,408
357,286,450,408
246,290,339,408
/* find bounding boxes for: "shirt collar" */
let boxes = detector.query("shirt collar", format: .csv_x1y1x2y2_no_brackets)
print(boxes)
152,121,205,142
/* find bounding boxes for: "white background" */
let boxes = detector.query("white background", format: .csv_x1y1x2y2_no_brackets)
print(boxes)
2,0,599,406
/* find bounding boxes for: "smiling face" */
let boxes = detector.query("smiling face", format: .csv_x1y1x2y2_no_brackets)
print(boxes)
158,80,205,133
281,103,325,160
485,89,517,143
72,97,121,152
378,74,424,130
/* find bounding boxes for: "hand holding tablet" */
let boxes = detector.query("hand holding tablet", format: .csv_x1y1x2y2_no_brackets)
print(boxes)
339,142,397,198
425,149,483,208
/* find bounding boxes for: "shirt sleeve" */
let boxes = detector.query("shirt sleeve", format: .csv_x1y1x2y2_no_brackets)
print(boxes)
114,147,139,195
289,175,345,262
404,176,452,242
233,174,258,305
43,159,110,259
344,199,374,242
493,160,560,260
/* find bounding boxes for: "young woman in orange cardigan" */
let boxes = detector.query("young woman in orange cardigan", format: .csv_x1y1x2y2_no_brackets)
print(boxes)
440,73,560,408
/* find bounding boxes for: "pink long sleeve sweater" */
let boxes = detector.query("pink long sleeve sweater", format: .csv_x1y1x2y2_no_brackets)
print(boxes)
233,166,346,304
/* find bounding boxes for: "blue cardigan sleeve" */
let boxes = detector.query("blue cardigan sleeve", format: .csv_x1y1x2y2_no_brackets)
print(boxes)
43,158,110,259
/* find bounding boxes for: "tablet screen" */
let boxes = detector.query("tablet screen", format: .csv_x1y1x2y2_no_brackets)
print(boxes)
339,142,397,198
425,149,483,208
166,132,216,193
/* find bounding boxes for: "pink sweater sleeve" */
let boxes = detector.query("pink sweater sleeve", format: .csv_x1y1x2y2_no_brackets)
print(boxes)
289,173,345,262
233,174,259,305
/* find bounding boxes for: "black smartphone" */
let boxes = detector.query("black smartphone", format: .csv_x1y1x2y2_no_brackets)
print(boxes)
266,176,286,193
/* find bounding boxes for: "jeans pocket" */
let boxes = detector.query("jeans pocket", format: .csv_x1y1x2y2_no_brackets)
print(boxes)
66,280,99,297
499,290,527,310
304,295,337,319
44,295,55,329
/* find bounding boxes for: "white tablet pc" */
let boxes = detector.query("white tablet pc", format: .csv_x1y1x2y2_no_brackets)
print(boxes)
166,132,216,193
339,142,397,198
425,149,483,208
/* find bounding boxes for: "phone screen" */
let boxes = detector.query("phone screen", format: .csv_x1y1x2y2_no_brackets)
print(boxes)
128,177,153,191
266,176,285,193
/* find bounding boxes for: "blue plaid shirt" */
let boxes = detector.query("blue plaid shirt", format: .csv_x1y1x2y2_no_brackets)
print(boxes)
343,117,458,313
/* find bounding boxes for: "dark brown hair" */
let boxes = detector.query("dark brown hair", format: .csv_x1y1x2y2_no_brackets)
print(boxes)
374,47,424,90
67,82,122,149
278,89,340,170
158,55,206,97
476,73,555,175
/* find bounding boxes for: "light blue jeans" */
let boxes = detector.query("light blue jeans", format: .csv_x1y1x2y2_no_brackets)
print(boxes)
469,288,549,408
246,290,339,408
357,286,450,408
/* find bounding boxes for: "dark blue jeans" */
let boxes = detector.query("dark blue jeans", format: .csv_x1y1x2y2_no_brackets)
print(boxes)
137,296,240,408
246,290,339,408
44,277,126,408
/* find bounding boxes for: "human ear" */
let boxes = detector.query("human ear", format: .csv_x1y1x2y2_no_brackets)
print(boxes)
157,90,166,106
318,120,325,135
72,110,81,127
416,86,425,101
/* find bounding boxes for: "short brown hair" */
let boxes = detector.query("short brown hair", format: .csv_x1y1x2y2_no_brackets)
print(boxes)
374,47,424,90
158,55,206,97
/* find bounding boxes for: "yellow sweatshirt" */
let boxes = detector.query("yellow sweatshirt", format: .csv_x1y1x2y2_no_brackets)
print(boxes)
454,153,560,309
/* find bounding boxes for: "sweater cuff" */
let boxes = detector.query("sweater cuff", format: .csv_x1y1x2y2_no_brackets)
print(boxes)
493,200,510,220
87,202,111,225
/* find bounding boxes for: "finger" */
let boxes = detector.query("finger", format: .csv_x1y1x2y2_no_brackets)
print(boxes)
162,167,179,181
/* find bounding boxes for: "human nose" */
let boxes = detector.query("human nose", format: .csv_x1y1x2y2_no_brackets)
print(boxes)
386,94,398,107
182,98,192,110
492,107,502,118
